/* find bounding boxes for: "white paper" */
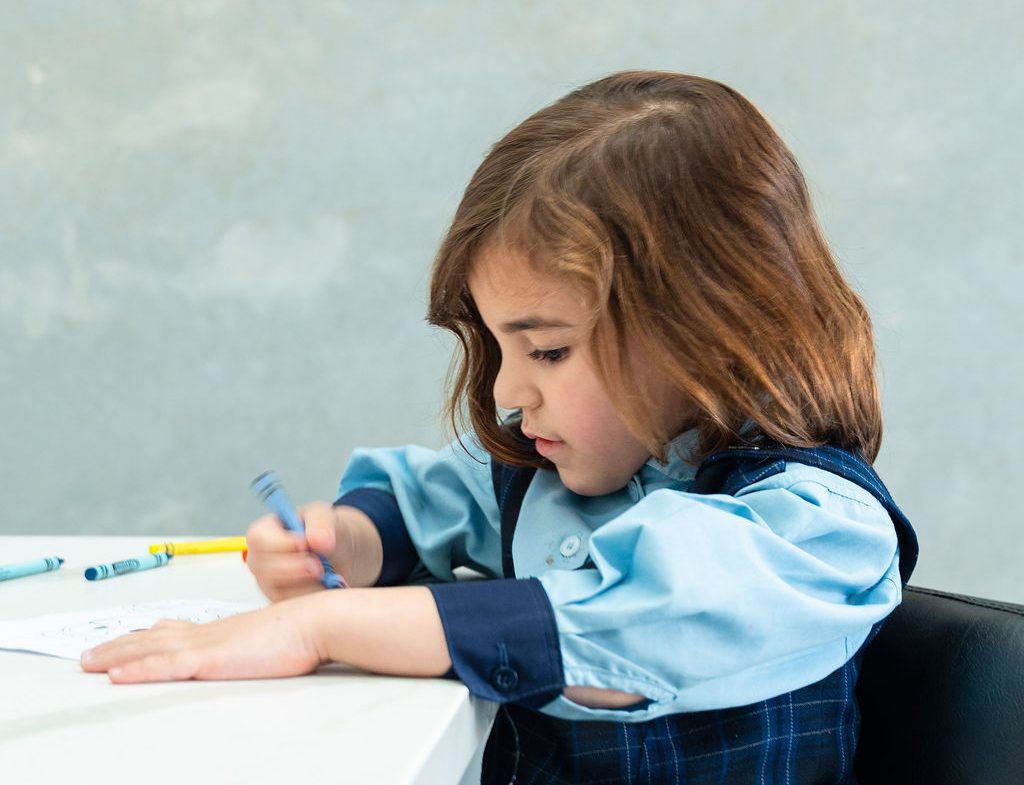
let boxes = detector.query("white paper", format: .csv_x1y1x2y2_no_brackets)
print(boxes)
0,599,261,659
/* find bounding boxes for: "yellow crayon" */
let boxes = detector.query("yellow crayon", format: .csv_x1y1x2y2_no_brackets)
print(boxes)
149,536,248,556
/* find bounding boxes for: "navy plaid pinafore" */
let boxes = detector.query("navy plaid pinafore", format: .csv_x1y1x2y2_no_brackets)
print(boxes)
482,442,918,785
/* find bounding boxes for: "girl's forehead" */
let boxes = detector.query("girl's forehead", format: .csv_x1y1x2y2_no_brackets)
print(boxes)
468,244,585,323
470,243,544,290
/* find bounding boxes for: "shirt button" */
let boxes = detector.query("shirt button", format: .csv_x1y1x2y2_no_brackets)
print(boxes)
491,666,519,692
559,535,582,558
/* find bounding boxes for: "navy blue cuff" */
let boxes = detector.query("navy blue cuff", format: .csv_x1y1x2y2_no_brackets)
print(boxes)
334,489,418,586
428,578,564,707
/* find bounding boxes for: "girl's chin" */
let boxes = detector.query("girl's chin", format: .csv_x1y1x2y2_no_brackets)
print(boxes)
557,468,630,498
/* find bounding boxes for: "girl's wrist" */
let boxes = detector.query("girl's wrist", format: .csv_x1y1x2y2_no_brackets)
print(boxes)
291,586,451,677
289,589,348,665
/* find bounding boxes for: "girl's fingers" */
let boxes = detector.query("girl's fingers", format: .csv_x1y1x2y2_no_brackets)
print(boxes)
245,514,307,553
81,604,322,683
84,635,203,683
246,550,324,600
245,503,343,600
246,549,322,581
81,620,196,671
299,502,339,557
108,650,201,683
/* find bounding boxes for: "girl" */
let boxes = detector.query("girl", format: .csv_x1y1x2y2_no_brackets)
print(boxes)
83,71,916,784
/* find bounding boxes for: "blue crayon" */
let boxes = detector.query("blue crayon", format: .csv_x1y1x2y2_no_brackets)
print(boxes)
84,552,172,581
0,556,64,582
251,471,345,589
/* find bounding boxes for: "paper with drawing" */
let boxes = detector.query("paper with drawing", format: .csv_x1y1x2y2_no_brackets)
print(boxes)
0,600,260,659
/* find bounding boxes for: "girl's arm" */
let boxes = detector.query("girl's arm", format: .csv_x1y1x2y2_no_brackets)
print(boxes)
82,500,642,707
79,500,448,682
80,582,641,709
80,586,451,682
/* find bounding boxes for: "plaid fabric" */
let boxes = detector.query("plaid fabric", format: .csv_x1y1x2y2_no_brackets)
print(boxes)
482,651,864,784
483,442,915,784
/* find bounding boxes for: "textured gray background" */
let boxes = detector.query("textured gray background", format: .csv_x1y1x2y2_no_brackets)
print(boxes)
2,2,1021,601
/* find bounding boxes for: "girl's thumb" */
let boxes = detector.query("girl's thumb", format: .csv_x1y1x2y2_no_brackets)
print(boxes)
304,518,336,555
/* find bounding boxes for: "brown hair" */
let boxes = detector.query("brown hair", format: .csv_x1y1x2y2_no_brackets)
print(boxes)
428,70,882,468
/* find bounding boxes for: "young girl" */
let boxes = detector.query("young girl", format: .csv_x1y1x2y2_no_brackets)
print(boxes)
82,71,917,784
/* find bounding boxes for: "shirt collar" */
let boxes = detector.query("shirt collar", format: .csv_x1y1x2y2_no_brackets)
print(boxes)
640,428,701,484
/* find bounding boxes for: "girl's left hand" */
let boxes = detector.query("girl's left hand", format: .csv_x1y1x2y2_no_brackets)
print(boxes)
80,600,322,683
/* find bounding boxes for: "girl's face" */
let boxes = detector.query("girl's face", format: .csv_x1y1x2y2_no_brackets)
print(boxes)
469,243,682,496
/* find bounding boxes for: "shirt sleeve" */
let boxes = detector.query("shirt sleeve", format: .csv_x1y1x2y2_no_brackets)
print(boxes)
534,466,903,721
335,443,901,722
333,436,569,704
333,435,505,583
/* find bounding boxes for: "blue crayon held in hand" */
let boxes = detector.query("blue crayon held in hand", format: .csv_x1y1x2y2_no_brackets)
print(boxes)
251,471,345,589
84,552,172,581
0,556,64,582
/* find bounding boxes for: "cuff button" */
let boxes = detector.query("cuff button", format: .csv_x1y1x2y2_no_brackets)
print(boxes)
491,665,519,692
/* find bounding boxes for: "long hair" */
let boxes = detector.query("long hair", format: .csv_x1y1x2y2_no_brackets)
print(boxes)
428,70,882,467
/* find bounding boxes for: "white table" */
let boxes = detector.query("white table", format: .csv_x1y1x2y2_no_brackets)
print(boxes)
0,536,496,785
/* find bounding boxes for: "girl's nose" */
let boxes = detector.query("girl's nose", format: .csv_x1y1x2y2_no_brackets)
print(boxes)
493,361,541,412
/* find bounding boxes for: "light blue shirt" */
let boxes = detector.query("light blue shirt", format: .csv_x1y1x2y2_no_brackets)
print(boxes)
338,430,902,722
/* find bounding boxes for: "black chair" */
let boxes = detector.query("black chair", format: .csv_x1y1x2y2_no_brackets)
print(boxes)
855,585,1024,785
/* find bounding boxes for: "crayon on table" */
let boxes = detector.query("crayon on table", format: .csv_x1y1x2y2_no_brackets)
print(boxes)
250,471,345,589
83,553,172,581
0,556,64,582
149,536,247,556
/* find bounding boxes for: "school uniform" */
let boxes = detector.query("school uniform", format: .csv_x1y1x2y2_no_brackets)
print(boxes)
335,430,916,784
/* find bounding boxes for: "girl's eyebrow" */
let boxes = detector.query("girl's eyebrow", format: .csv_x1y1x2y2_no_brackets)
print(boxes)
500,317,573,333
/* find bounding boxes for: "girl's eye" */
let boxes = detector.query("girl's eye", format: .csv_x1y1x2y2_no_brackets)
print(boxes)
528,347,569,363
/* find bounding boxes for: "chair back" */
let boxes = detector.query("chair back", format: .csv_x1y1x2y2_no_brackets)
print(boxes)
855,585,1024,785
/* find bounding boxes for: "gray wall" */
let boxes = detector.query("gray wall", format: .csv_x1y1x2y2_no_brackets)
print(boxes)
2,2,1021,601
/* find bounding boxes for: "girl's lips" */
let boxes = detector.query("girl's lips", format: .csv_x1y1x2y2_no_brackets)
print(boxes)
533,436,562,457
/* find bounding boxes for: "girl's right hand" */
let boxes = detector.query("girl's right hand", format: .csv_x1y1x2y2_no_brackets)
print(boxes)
245,501,355,601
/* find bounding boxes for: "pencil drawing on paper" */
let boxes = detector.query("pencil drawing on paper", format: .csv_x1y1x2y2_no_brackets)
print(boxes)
0,599,261,660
